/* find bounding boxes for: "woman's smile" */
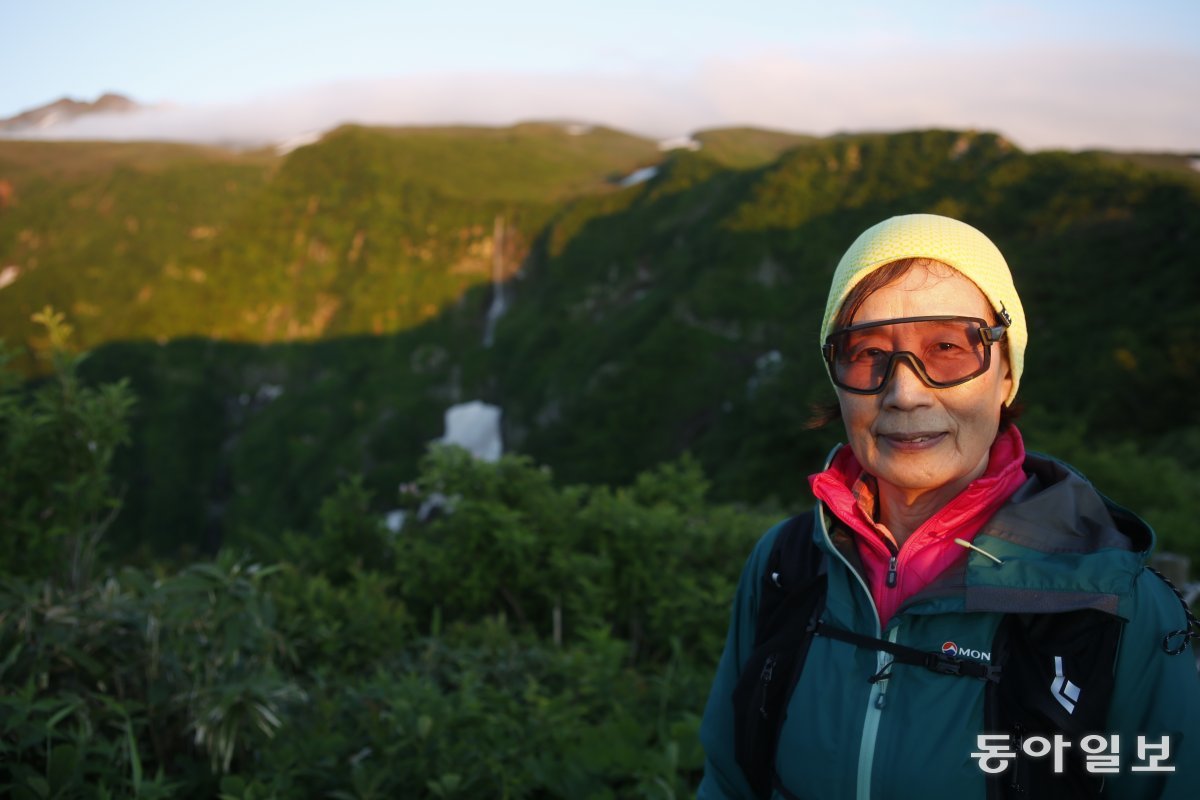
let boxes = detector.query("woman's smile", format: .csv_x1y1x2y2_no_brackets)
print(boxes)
878,430,948,450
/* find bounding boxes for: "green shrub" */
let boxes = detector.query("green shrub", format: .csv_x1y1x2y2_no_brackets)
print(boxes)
0,308,135,589
0,555,303,794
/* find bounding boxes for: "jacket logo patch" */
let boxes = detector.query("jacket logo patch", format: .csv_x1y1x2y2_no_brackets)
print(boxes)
941,641,991,661
1051,656,1081,714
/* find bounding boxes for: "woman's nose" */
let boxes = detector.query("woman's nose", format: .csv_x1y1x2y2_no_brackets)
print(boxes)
882,354,935,408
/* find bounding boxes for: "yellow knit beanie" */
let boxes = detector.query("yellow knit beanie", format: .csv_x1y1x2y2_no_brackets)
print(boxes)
820,214,1026,405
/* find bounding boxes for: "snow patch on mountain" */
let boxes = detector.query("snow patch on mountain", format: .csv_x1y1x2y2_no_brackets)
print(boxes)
658,136,701,152
618,166,659,187
437,401,503,462
275,130,323,155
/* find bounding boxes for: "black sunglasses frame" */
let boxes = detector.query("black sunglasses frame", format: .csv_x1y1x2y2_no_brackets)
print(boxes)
821,314,1009,395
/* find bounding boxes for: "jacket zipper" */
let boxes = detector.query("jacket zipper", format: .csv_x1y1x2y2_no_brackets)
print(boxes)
816,500,890,800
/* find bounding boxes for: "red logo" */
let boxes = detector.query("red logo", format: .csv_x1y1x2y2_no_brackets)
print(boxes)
942,641,959,656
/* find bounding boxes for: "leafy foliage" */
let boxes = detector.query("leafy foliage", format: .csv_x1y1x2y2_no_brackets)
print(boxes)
0,554,301,796
0,388,768,797
0,322,773,796
0,307,134,587
393,446,769,661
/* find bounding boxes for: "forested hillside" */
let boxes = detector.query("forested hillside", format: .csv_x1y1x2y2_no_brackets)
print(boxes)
5,125,1196,560
3,125,1198,559
2,122,1198,796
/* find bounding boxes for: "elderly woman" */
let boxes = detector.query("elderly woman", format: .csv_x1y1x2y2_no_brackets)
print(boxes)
698,214,1200,799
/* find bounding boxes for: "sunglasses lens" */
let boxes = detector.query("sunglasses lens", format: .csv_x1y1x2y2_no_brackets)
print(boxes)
829,318,989,392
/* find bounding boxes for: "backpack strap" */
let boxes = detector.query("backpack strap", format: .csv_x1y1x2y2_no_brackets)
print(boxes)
733,512,1004,798
732,513,826,799
810,621,1001,682
732,511,1127,800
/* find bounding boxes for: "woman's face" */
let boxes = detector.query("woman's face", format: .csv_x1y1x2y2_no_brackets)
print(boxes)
836,263,1013,497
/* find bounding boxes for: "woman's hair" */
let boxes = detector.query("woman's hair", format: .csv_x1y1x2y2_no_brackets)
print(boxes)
805,257,1023,430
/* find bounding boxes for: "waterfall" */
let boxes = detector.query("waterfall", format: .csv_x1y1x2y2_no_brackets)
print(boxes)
483,214,508,347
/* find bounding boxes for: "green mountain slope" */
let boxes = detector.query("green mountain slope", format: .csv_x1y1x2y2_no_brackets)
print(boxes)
3,125,1197,561
496,131,1200,474
0,124,660,356
496,133,1200,536
0,140,276,358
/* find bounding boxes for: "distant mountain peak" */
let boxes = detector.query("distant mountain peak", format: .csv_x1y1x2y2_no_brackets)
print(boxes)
0,93,141,133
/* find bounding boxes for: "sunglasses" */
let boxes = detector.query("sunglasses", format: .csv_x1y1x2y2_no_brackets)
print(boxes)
822,315,1009,394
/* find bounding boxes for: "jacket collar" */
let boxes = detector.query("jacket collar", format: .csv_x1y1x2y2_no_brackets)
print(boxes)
813,447,1155,622
959,452,1153,620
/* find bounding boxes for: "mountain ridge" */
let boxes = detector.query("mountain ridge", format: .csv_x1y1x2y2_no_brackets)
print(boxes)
0,92,141,133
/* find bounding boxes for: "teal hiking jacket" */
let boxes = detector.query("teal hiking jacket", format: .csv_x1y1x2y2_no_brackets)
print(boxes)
699,453,1200,799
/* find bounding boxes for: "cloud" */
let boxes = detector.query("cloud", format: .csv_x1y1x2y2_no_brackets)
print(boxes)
699,44,1200,151
5,73,710,148
7,44,1198,152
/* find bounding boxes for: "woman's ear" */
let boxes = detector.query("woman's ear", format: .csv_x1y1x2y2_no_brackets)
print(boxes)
998,353,1014,404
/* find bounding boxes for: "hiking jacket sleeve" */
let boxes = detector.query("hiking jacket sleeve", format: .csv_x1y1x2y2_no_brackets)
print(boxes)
697,521,784,800
1104,567,1200,799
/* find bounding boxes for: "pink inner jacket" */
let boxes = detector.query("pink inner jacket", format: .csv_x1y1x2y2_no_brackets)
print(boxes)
808,425,1027,627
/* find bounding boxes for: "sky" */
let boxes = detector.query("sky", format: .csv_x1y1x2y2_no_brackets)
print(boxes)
3,0,1198,151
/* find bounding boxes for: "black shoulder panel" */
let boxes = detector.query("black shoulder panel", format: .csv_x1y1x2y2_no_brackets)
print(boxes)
732,513,827,799
985,609,1124,799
